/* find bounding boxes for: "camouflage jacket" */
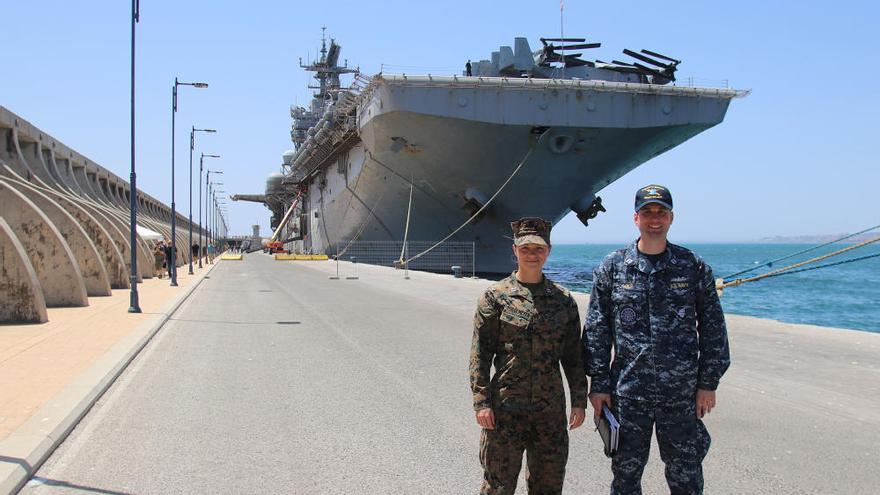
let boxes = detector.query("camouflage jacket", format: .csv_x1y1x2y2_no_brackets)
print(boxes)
470,273,588,412
582,241,730,402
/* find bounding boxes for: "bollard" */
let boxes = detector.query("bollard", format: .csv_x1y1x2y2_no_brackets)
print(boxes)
452,265,462,278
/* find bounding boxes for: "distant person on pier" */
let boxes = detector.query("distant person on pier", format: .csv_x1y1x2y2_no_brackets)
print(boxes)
582,185,731,494
153,240,166,279
466,59,473,76
470,217,587,494
192,243,200,264
207,243,215,264
163,240,177,278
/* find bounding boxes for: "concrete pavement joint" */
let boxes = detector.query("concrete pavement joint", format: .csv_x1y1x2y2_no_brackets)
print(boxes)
0,262,218,495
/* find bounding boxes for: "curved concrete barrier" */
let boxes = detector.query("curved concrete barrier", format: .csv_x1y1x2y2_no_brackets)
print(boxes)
0,177,112,296
0,181,88,307
54,193,131,289
77,201,145,282
2,165,130,289
0,217,48,323
0,105,212,321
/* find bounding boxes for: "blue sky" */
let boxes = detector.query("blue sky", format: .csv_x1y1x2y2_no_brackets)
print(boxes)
2,1,877,243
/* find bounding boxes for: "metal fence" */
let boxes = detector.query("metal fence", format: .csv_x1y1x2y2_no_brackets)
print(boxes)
333,240,475,276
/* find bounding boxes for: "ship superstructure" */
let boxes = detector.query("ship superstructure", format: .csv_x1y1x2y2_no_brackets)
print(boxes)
236,33,745,273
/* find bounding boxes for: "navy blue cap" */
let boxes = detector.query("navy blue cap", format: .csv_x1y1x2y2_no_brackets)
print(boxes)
635,184,673,211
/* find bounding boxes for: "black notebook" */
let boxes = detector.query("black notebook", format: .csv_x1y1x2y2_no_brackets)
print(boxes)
594,404,619,457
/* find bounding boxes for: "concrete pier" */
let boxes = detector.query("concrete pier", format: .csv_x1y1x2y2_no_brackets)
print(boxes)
2,255,878,494
0,105,208,322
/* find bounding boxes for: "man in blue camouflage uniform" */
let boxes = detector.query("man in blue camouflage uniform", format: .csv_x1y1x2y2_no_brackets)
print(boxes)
470,217,588,495
582,185,730,495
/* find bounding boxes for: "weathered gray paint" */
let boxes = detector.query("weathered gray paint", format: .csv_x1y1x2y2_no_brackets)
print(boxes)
0,217,47,323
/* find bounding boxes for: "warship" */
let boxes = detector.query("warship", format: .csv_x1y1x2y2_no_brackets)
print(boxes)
233,32,746,273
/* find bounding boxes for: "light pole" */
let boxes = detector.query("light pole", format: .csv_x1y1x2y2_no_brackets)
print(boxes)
189,127,215,274
206,174,223,258
219,210,229,243
199,154,220,268
170,77,208,286
217,207,228,242
214,192,226,251
128,0,141,313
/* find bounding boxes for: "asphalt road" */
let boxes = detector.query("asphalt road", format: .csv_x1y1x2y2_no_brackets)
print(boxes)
20,254,880,494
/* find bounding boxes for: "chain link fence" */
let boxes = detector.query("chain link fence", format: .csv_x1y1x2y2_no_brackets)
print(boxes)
333,240,475,276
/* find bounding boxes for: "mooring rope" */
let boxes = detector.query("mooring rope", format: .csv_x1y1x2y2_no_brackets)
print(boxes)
723,223,880,280
333,153,368,244
398,174,414,263
335,187,387,259
401,130,549,265
755,252,880,277
718,236,880,289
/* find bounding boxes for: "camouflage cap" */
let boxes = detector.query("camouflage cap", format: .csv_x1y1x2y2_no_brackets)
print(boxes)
511,217,551,246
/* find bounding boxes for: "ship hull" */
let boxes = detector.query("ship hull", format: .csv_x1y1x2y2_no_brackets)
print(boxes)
290,76,737,273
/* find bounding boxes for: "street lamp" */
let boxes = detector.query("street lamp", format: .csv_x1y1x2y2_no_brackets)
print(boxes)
189,128,216,274
170,77,208,286
128,0,141,313
199,154,220,268
214,192,226,250
205,181,223,260
206,177,223,255
219,211,229,241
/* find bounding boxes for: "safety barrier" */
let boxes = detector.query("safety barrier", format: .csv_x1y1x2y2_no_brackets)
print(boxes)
333,240,475,275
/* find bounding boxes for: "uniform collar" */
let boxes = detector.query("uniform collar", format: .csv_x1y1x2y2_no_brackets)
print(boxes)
625,239,676,273
507,271,556,299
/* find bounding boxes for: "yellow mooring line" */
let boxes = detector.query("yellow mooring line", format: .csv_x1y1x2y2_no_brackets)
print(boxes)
717,236,880,292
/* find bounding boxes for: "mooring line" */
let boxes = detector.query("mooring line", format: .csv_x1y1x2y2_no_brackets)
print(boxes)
402,130,549,265
398,172,414,263
719,236,880,289
723,223,880,280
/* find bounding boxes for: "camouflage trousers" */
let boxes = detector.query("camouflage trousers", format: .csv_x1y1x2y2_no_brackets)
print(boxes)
611,395,711,495
479,409,568,495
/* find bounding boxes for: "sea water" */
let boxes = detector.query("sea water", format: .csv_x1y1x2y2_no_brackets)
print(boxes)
544,243,880,333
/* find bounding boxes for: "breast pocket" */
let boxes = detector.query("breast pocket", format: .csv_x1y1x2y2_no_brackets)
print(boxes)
499,309,530,351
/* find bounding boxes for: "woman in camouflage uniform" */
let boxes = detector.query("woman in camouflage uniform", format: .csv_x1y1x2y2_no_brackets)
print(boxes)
470,217,588,495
